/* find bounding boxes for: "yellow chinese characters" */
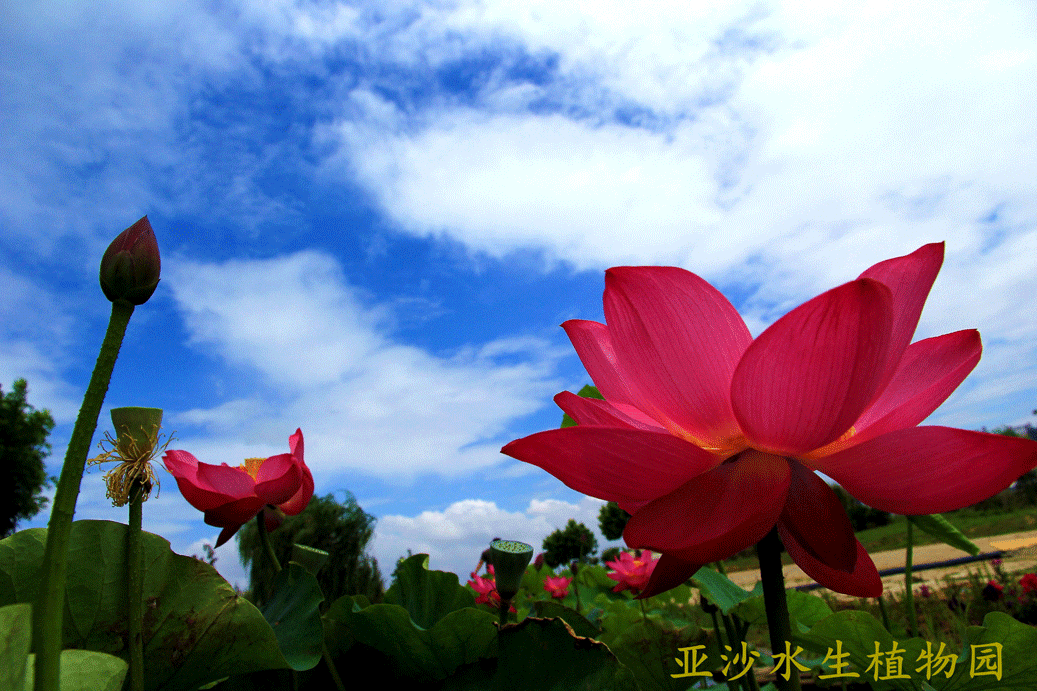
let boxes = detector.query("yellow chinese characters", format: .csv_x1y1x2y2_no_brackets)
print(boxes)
672,639,1003,682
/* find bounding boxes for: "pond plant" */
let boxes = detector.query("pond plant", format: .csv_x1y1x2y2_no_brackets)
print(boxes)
2,223,1037,690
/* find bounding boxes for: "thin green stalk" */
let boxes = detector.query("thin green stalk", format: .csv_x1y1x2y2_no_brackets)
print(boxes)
255,516,295,691
128,483,145,691
707,607,743,691
877,595,892,633
257,512,282,576
34,300,135,691
256,514,346,691
756,528,802,691
744,655,762,691
721,612,749,691
708,607,724,643
709,560,756,686
322,638,347,691
904,520,917,637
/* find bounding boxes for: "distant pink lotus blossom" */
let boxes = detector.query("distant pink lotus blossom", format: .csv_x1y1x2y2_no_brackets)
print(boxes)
543,575,572,599
467,572,499,607
503,244,1037,598
1020,573,1037,594
606,551,658,595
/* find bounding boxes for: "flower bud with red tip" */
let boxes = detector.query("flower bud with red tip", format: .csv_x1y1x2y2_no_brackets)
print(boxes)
100,216,161,305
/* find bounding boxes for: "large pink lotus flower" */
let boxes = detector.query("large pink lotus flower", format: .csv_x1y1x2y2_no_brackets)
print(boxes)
543,575,573,599
502,244,1037,598
606,551,658,595
163,429,314,547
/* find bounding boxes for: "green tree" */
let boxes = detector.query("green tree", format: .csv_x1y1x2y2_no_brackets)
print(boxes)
831,484,891,531
993,424,1037,506
238,492,384,607
542,519,598,568
598,501,630,541
0,379,56,537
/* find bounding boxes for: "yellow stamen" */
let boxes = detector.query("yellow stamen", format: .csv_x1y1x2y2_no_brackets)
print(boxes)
88,424,172,507
802,425,858,461
240,457,266,479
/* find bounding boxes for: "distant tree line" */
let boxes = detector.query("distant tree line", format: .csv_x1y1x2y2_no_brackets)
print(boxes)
237,492,384,608
0,379,55,538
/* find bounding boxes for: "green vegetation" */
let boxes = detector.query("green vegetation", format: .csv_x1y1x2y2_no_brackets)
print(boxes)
0,379,55,537
237,492,384,607
723,504,1037,573
542,519,598,568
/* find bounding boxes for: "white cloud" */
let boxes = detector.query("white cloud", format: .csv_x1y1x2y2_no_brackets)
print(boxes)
329,104,732,270
315,1,1037,329
166,250,565,478
0,266,93,423
372,495,615,580
310,0,1037,430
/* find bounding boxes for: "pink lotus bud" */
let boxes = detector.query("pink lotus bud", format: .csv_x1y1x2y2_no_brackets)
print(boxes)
100,216,161,305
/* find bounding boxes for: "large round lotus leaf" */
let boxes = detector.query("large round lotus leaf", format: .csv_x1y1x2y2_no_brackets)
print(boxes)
24,650,128,691
383,554,476,629
495,616,638,690
335,599,498,680
260,563,324,671
0,520,288,690
1,603,32,691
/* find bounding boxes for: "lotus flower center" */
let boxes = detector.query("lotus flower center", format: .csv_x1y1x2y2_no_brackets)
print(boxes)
834,426,857,444
802,425,859,462
240,457,265,480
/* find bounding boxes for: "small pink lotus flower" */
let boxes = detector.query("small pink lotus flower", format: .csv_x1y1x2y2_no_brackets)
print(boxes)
543,575,572,599
983,580,1004,601
503,244,1037,598
163,429,314,547
467,572,499,607
467,565,516,611
606,550,658,595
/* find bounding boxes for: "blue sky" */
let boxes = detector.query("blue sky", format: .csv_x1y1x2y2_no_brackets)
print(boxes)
3,0,1036,589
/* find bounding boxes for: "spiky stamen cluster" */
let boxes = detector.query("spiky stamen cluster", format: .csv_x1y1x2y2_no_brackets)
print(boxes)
89,425,173,506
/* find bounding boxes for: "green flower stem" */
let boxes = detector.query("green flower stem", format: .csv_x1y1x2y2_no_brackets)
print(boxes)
128,483,145,691
707,608,740,691
256,512,282,576
255,516,295,691
256,513,346,691
33,300,135,691
322,638,347,691
708,561,754,689
904,520,917,638
877,595,892,633
756,528,802,691
721,612,748,691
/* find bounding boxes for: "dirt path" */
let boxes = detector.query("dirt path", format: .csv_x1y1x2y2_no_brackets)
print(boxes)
724,529,1037,595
